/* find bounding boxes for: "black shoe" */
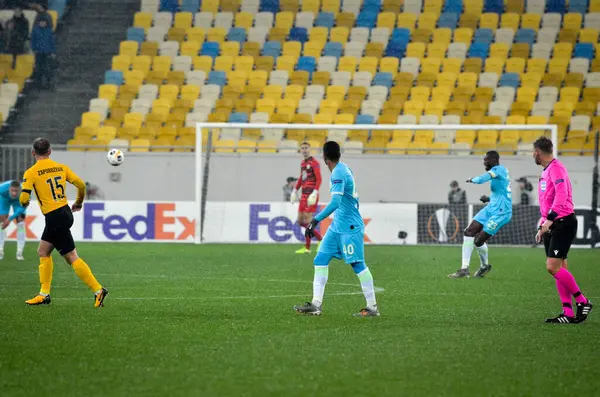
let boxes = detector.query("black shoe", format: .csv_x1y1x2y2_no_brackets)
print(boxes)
448,268,470,278
575,300,593,323
473,264,492,278
293,302,321,316
545,313,577,324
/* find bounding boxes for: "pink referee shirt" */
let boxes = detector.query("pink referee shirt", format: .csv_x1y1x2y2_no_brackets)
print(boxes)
538,159,574,224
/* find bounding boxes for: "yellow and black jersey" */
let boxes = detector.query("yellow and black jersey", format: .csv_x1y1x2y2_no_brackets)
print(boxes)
20,158,86,215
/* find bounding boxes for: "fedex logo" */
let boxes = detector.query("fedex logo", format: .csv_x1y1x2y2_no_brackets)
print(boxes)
84,203,195,241
249,204,313,242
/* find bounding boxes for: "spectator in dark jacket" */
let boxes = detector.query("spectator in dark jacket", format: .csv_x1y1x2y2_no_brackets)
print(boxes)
448,180,467,204
31,18,55,89
33,4,53,28
6,8,29,67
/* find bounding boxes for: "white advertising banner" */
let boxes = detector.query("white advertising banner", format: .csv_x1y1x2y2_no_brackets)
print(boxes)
3,201,418,245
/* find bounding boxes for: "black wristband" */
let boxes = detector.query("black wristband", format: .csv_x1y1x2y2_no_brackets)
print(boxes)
547,210,557,221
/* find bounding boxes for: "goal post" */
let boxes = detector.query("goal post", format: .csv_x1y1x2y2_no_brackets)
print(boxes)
194,122,558,246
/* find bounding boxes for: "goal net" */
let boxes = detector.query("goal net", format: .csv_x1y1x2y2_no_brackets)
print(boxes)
194,122,557,247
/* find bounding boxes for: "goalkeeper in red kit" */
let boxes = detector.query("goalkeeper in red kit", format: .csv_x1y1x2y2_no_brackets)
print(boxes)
291,142,323,254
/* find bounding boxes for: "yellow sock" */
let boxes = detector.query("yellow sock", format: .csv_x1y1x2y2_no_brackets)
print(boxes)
72,258,102,292
39,256,54,295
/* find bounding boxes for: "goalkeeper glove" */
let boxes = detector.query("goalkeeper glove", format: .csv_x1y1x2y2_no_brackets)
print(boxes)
305,218,319,239
479,195,490,203
307,190,318,206
290,189,298,204
466,177,473,183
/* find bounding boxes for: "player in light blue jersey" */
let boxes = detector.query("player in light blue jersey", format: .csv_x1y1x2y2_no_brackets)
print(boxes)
294,141,379,317
0,180,27,260
449,151,513,279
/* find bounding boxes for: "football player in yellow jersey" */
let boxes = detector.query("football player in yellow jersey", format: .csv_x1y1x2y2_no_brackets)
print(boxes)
20,138,108,307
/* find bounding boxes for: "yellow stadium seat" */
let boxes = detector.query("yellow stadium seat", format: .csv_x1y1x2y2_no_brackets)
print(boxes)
411,87,430,102
365,42,384,58
484,57,504,74
377,12,396,30
132,56,151,77
505,58,526,74
140,41,158,57
406,43,426,59
214,56,234,72
457,72,477,88
453,28,473,44
427,42,447,59
302,0,320,12
303,41,324,59
418,13,438,31
234,12,254,29
283,42,302,58
276,56,296,74
442,58,462,74
321,0,340,15
124,70,144,86
309,27,329,42
480,13,499,31
330,27,349,43
99,84,118,102
134,12,152,31
397,13,417,31
553,43,573,59
432,28,452,45
563,13,583,32
119,41,138,57
336,12,356,29
201,0,219,13
269,27,289,43
338,56,358,74
490,43,509,60
275,11,294,29
81,112,101,128
112,55,131,73
257,140,278,153
521,13,541,31
421,58,441,74
167,28,186,43
207,27,227,43
500,13,520,31
359,57,378,75
379,57,399,76
187,27,206,44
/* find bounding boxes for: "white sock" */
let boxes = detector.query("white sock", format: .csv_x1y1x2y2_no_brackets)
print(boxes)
357,268,377,308
16,221,25,253
312,266,328,307
461,236,475,269
0,229,5,251
476,243,489,267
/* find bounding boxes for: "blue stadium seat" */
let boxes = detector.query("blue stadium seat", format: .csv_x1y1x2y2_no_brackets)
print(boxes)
546,0,567,13
159,0,179,12
201,42,220,58
443,0,463,14
392,28,411,41
314,12,335,28
289,27,309,43
438,13,459,29
297,56,316,74
483,0,503,13
467,42,490,59
104,70,123,85
227,28,247,43
356,115,374,124
574,43,595,60
473,29,494,44
181,0,200,12
385,39,408,58
372,72,393,88
262,41,282,57
229,112,248,122
207,71,227,87
260,0,280,13
356,11,378,28
569,0,589,13
514,29,536,45
49,0,67,18
362,0,381,12
126,27,145,44
499,73,520,88
323,42,343,58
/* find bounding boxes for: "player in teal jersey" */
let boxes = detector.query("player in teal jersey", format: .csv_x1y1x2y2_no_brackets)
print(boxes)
294,141,379,317
0,180,27,260
449,151,513,279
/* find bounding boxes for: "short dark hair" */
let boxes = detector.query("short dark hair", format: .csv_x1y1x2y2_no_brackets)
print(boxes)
33,138,51,155
300,141,310,147
10,180,20,188
533,136,553,154
486,150,500,162
323,141,341,162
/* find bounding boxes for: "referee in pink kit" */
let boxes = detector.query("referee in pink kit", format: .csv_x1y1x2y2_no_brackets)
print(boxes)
533,137,593,324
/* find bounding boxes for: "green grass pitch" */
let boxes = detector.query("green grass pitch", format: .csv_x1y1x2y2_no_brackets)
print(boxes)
0,243,599,397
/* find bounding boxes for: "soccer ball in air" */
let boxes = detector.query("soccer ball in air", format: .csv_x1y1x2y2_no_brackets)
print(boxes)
107,149,124,166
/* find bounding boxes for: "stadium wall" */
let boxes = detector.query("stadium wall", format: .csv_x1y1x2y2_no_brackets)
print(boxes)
5,200,598,247
51,152,596,206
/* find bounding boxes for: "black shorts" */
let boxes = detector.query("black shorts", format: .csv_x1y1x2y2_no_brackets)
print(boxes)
543,213,577,259
41,205,75,256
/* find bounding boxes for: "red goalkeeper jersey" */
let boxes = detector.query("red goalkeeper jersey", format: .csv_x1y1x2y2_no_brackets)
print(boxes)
295,157,322,195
